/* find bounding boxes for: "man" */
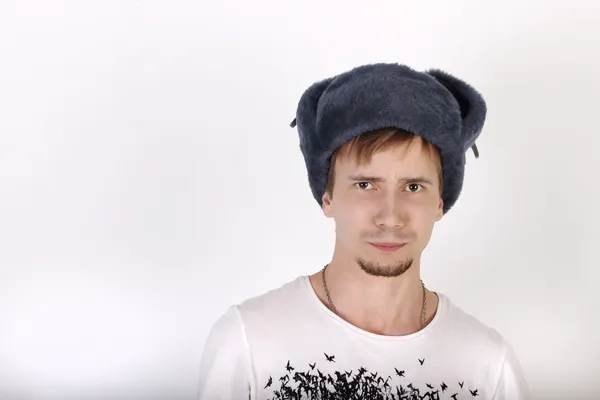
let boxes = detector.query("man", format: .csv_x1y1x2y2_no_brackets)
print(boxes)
197,63,530,399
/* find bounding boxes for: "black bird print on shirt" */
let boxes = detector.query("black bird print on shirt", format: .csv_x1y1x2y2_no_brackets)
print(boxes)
286,360,294,373
265,352,477,400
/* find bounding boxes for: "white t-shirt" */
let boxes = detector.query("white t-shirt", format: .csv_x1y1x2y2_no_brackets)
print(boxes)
197,275,530,400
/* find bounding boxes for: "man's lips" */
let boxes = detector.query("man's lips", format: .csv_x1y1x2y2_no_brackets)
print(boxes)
369,242,406,252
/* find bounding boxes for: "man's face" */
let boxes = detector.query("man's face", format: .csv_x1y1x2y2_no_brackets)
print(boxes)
322,138,444,277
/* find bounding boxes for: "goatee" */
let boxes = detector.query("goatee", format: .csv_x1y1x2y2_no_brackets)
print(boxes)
356,257,414,278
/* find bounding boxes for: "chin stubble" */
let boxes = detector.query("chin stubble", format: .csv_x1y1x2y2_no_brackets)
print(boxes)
356,257,414,278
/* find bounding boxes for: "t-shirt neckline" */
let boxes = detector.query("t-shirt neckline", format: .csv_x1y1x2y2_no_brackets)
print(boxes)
301,274,445,342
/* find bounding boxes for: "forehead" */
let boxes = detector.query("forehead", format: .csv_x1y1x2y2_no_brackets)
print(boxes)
335,138,440,174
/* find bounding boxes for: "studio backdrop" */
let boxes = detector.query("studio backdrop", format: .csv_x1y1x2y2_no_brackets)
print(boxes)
0,1,599,399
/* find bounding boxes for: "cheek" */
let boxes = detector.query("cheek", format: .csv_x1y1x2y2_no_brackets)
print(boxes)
403,201,439,237
410,193,441,216
414,204,439,225
412,206,438,241
334,201,373,232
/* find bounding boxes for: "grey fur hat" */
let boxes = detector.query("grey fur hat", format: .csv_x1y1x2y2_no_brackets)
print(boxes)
290,62,487,214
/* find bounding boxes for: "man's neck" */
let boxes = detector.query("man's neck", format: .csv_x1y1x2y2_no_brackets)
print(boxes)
309,259,438,336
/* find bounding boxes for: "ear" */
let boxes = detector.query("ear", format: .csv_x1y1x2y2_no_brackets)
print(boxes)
322,192,334,218
435,197,444,222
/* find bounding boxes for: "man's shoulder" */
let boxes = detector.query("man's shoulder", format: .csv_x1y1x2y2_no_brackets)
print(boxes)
440,293,510,351
235,275,309,318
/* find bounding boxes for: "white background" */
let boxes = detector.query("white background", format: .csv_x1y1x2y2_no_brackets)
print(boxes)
1,1,599,399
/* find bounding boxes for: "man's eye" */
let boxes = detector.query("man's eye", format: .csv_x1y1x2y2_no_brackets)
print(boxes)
406,183,423,192
355,182,374,190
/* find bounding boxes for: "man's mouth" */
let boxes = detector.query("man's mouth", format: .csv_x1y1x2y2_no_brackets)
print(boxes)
369,242,406,252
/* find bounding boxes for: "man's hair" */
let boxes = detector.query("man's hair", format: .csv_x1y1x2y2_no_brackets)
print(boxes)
325,128,443,198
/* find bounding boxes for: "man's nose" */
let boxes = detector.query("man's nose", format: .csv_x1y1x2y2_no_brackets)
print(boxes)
375,192,407,229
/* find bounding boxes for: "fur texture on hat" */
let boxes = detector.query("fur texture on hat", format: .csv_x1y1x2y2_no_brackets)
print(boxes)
290,63,487,214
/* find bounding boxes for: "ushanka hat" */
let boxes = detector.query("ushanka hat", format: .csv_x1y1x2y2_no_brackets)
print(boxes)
290,62,487,214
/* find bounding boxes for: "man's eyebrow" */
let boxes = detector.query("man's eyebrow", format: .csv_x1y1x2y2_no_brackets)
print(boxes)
347,175,435,185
